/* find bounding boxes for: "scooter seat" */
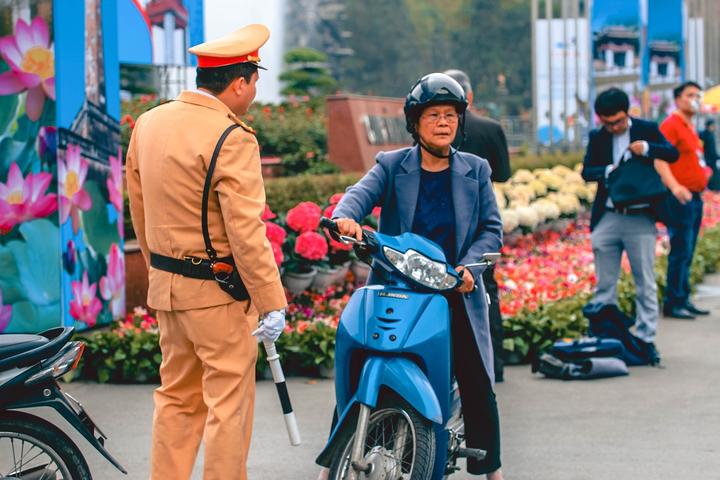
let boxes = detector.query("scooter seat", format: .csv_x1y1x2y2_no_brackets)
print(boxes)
0,334,49,361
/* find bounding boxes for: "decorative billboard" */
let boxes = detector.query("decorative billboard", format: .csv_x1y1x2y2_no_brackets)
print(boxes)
0,0,123,334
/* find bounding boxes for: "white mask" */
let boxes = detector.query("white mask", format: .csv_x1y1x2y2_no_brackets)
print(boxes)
690,98,700,112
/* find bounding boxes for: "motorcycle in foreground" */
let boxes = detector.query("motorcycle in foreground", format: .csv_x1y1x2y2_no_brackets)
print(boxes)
316,218,500,480
0,327,126,479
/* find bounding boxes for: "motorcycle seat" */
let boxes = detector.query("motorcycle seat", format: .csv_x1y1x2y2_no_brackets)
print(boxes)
0,334,49,361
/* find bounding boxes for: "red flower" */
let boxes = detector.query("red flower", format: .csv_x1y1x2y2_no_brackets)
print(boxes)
295,231,328,260
120,114,135,129
329,193,344,205
262,204,276,220
265,221,287,245
329,235,352,252
286,201,322,233
271,241,284,266
372,206,382,218
323,204,336,219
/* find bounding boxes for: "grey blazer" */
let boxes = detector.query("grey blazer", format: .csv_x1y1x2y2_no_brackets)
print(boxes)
333,145,503,384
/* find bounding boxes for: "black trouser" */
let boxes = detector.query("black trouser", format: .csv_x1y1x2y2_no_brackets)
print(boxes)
447,292,502,475
482,264,505,382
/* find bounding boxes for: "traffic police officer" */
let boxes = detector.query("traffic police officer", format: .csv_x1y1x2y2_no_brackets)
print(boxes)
126,24,287,480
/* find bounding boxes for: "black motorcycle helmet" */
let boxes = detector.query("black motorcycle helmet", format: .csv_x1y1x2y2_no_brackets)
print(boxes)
404,72,469,145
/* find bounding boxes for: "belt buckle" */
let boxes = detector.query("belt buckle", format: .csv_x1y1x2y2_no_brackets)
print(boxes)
184,256,203,265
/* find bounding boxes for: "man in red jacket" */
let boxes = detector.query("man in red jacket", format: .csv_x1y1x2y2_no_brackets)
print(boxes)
656,81,710,319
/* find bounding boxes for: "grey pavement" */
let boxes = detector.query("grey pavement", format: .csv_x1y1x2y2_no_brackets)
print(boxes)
48,274,720,479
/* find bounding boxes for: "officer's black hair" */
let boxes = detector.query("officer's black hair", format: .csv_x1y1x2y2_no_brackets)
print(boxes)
594,87,629,117
196,63,258,95
673,81,702,99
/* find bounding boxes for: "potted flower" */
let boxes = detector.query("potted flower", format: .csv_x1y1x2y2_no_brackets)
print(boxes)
283,231,328,294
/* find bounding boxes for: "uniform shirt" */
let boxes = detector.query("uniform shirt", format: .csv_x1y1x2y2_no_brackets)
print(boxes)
411,167,456,264
660,112,708,192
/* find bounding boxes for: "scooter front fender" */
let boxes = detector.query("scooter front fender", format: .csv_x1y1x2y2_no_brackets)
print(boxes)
315,356,442,467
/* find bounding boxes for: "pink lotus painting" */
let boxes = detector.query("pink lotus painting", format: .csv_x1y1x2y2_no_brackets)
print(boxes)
0,16,55,121
59,144,92,233
69,272,102,328
0,162,57,234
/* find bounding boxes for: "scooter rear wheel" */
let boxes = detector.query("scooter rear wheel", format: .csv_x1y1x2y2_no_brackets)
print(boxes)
0,410,92,480
329,396,435,480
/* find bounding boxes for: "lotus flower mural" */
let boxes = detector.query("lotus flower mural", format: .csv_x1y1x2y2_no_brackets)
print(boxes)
0,17,55,121
100,243,125,319
0,290,11,333
59,144,92,233
0,162,57,234
69,272,102,328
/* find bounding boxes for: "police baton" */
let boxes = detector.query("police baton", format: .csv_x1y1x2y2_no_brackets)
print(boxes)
262,339,302,446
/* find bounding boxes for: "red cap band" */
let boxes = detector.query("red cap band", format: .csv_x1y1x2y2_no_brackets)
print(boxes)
196,50,260,68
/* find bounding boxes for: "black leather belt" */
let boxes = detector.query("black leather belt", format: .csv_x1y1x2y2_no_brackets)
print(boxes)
150,253,233,280
608,206,653,216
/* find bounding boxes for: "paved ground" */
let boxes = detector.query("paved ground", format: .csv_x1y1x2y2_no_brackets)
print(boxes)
41,274,720,479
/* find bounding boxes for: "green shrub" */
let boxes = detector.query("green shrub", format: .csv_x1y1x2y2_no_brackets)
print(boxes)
265,173,361,212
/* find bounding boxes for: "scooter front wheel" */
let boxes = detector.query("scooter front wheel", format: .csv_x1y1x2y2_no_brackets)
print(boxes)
329,397,435,480
0,410,92,480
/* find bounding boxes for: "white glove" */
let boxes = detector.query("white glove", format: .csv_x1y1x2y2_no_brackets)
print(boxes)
252,309,286,342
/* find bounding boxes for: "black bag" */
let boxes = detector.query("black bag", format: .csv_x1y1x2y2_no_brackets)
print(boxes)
607,155,668,208
536,353,629,380
548,337,625,362
582,303,660,366
201,124,250,301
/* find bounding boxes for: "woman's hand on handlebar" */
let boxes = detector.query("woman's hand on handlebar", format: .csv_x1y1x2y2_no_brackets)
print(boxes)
334,218,364,241
455,265,475,293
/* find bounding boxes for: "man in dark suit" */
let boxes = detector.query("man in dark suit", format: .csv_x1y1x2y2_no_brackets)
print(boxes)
581,88,678,352
445,69,510,381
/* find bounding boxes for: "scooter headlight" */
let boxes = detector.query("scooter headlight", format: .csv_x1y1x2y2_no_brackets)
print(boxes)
383,246,459,290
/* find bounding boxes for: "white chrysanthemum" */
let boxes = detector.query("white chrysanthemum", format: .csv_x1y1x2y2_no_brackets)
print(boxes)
516,206,540,229
529,179,548,196
493,188,507,209
500,208,520,233
551,165,574,177
511,169,535,184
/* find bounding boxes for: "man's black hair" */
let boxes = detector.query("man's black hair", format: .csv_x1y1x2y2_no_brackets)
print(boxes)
594,87,629,117
707,119,716,128
673,81,702,99
196,63,258,94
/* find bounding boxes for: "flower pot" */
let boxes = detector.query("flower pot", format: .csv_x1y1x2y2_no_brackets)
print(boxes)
351,260,371,285
282,267,317,295
312,266,341,291
332,261,351,284
317,364,335,379
124,241,149,311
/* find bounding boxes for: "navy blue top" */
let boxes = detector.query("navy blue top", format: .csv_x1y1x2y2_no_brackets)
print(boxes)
411,167,456,264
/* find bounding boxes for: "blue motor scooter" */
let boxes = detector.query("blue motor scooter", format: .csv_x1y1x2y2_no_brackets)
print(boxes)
316,218,500,480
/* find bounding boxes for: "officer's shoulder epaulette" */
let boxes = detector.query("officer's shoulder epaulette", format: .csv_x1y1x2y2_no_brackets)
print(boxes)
227,113,257,135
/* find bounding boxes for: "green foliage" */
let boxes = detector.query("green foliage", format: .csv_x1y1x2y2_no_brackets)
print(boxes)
265,173,361,212
279,47,337,97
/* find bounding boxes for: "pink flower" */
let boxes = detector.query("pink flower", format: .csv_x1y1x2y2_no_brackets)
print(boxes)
329,193,344,205
286,201,322,233
323,204,336,220
0,17,55,121
0,290,11,332
265,221,287,245
329,235,353,252
271,241,284,266
0,162,57,234
371,206,382,219
107,149,123,238
100,244,125,319
59,144,92,232
262,204,276,220
69,272,102,327
294,231,328,260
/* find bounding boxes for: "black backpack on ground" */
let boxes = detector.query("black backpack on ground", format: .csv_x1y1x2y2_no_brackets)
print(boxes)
582,303,660,366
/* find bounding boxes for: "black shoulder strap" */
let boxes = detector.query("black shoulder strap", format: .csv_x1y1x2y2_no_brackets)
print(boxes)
202,124,242,261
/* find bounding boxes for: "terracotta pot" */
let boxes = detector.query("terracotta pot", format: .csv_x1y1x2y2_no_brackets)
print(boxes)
282,267,317,295
124,241,149,311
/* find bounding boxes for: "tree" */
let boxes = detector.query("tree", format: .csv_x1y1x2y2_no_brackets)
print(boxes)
279,47,338,97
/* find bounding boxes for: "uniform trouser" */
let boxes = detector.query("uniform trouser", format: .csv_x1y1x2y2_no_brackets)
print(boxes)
482,265,504,382
591,211,658,342
151,301,258,480
447,293,502,475
664,193,704,309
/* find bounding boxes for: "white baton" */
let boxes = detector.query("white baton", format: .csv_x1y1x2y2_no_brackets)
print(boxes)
262,339,302,446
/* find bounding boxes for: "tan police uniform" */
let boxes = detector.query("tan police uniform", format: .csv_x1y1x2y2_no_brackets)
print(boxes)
125,24,287,480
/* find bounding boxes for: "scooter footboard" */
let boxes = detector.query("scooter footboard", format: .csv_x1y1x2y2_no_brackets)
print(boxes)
315,356,442,467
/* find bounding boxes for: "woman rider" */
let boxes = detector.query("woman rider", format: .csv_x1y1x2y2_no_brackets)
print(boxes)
318,73,505,479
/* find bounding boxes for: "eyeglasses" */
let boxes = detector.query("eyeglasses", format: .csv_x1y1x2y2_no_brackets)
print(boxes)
600,116,627,129
421,112,459,124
